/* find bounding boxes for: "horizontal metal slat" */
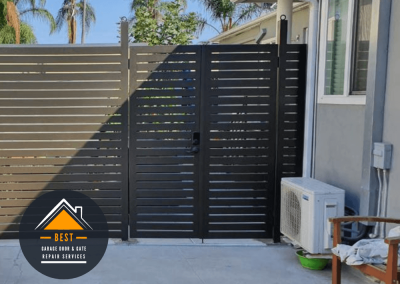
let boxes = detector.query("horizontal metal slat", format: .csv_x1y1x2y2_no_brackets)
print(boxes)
135,80,197,89
208,140,271,148
136,190,194,198
208,198,267,206
207,45,277,53
207,223,266,231
134,97,196,106
209,106,271,114
210,70,273,79
0,133,122,141
0,165,122,174
209,80,271,88
134,115,196,123
208,215,266,222
0,55,122,64
0,107,123,116
209,190,267,198
133,106,196,115
0,157,122,166
207,182,267,190
136,63,198,71
135,72,197,80
210,53,275,61
135,53,199,62
136,173,194,181
0,125,122,132
0,116,123,124
136,215,193,222
135,165,194,173
135,182,194,189
0,182,122,190
0,198,121,207
0,190,122,199
136,206,193,214
209,174,268,182
131,45,199,53
136,199,193,206
0,46,121,55
0,82,121,90
0,173,122,182
210,62,272,70
135,223,194,230
0,64,122,73
0,73,122,82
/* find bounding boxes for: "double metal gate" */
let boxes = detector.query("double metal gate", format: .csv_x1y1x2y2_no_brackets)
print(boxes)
129,20,306,240
0,19,306,241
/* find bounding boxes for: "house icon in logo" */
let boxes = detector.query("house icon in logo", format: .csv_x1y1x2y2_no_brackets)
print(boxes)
35,199,92,231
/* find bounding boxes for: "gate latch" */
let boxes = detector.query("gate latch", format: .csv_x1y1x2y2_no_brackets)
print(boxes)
187,132,200,154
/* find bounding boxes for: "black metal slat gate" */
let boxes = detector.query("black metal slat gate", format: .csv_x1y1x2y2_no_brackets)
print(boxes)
129,19,306,240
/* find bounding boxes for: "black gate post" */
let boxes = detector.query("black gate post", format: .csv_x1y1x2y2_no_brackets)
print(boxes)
273,16,307,243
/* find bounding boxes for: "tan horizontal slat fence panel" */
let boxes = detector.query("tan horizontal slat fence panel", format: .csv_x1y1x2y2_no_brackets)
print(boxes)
0,43,129,240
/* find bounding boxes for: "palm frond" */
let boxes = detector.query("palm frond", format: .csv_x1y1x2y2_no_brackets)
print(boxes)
232,4,260,26
20,8,56,33
55,4,70,32
20,21,36,43
77,0,95,34
0,25,16,44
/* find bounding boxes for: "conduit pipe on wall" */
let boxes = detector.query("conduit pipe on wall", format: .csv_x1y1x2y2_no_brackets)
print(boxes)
301,0,319,178
380,170,389,238
369,168,382,238
369,168,390,239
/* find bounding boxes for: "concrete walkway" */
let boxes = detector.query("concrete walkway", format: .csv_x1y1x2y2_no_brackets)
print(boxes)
0,239,370,284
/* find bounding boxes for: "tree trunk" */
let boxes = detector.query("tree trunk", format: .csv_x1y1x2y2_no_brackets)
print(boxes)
68,18,77,44
81,0,86,44
6,1,20,44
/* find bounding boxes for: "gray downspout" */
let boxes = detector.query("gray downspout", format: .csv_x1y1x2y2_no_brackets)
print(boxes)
301,0,319,178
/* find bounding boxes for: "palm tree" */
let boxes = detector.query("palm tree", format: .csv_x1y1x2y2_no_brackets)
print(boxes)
55,0,95,44
198,0,274,33
15,0,56,32
130,0,186,23
0,0,55,44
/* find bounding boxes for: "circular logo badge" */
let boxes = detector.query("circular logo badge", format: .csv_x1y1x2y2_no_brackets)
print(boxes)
19,190,108,279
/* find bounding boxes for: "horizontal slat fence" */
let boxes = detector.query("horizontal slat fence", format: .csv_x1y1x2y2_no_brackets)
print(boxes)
0,45,129,239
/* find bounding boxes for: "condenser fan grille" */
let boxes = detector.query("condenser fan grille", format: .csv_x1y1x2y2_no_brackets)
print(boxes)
281,183,302,243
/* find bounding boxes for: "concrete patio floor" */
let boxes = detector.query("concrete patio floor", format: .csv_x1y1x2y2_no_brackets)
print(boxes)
0,239,371,284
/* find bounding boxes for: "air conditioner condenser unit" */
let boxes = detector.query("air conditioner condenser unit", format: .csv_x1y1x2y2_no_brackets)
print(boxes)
280,178,345,254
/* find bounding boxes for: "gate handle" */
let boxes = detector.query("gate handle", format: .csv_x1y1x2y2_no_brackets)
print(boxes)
186,146,200,154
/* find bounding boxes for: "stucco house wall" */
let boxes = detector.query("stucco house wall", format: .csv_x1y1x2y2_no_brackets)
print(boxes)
314,105,365,212
210,3,309,45
382,1,400,222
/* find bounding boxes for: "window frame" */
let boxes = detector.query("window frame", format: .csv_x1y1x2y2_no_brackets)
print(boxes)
317,0,367,105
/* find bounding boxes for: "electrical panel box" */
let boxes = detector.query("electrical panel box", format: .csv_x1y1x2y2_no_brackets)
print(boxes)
373,143,392,170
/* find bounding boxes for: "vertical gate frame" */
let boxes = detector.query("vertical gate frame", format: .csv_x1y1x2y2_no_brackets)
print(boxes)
120,20,130,240
198,45,207,241
273,17,307,242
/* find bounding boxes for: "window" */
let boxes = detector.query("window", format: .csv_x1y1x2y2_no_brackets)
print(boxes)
318,0,372,104
351,0,372,93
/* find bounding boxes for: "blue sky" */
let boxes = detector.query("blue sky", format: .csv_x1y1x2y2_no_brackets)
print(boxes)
24,0,219,44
